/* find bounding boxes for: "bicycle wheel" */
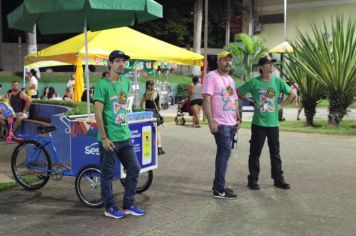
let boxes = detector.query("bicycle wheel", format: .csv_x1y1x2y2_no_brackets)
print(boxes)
120,170,153,194
11,140,52,190
75,165,103,208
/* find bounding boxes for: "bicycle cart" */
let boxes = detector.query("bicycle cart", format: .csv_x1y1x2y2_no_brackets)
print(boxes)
11,111,157,208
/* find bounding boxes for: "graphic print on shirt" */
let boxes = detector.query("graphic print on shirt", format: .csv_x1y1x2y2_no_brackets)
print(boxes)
221,88,236,111
258,88,275,112
111,96,128,125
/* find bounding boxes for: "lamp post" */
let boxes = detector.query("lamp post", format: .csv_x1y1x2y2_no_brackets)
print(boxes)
278,0,288,121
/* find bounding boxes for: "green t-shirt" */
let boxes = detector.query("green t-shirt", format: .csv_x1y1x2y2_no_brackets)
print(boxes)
93,77,131,142
238,76,291,127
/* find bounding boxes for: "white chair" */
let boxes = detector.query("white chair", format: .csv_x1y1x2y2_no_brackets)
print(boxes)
126,96,134,113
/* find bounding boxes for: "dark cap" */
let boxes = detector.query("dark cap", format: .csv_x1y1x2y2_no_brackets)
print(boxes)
258,55,276,66
109,50,130,62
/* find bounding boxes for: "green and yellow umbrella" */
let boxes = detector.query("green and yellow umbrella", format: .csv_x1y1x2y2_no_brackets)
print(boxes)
8,0,162,108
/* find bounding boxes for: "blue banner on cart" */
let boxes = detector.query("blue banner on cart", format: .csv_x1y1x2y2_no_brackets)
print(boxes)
68,119,157,177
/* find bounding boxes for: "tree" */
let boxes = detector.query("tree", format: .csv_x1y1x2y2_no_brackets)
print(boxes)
226,33,268,81
192,0,203,76
292,16,356,126
26,25,40,76
134,0,230,49
284,55,324,127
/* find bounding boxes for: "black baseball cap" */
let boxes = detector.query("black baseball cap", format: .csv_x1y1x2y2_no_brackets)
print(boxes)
109,50,130,62
258,55,276,66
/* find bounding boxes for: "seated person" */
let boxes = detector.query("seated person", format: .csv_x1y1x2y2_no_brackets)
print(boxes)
9,81,31,132
0,97,15,137
47,87,59,100
63,88,73,101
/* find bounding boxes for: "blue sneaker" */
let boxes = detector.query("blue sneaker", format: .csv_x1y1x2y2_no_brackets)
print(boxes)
104,207,125,219
124,204,145,216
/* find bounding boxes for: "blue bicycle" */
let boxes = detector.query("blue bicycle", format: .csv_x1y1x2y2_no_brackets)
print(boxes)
10,125,153,208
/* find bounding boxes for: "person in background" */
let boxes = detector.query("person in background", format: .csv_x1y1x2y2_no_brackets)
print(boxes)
66,73,76,99
47,87,58,100
21,88,27,95
0,97,15,138
9,81,31,132
188,76,203,127
141,80,165,155
102,71,109,79
94,50,144,219
237,55,297,190
202,51,240,199
81,87,95,103
40,87,49,100
27,69,39,98
63,88,73,102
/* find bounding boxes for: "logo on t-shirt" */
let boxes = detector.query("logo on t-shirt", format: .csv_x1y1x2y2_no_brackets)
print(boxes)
112,96,128,125
221,88,236,111
258,88,275,112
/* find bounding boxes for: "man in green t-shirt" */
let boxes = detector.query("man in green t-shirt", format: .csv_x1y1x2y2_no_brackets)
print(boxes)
237,55,296,190
94,50,144,219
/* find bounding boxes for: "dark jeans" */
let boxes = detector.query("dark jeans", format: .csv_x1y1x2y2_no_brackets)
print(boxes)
248,124,284,184
99,139,140,210
213,125,236,192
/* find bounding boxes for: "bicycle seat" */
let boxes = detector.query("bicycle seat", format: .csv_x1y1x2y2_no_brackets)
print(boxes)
37,125,57,134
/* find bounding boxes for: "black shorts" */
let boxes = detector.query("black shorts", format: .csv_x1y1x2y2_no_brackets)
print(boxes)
190,99,203,106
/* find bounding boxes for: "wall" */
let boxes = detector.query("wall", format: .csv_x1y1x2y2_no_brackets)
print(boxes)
259,3,356,48
1,43,50,72
242,0,356,49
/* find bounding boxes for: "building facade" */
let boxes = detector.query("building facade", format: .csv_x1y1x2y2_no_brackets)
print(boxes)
242,0,356,49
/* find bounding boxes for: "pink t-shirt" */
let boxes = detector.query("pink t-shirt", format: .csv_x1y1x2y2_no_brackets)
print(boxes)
202,70,238,125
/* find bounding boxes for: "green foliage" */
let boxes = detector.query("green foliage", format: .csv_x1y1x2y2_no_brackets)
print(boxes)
64,102,95,116
0,75,22,83
33,99,78,107
176,83,190,97
284,54,325,126
135,0,231,48
0,182,18,191
134,0,194,46
240,120,356,136
0,73,103,84
226,34,268,81
292,16,356,125
33,99,94,116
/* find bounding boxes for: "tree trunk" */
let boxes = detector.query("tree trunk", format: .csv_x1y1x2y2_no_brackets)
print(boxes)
192,0,203,76
26,25,40,77
303,100,317,127
225,0,231,46
328,94,350,127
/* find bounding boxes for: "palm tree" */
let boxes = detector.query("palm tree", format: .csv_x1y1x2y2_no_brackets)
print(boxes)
291,16,356,126
226,33,268,81
26,25,40,77
192,0,203,76
284,55,324,127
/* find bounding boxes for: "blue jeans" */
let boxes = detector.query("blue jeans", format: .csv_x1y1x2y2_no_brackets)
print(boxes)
213,125,236,192
99,139,140,210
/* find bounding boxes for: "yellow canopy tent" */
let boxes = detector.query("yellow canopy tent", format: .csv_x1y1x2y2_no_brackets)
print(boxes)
25,27,204,101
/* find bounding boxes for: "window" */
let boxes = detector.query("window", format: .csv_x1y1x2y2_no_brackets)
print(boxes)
259,14,284,24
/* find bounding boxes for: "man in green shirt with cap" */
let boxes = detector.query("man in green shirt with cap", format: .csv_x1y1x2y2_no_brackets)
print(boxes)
237,55,296,190
94,50,144,219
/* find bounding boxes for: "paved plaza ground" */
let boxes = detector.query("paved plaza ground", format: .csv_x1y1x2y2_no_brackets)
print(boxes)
0,111,356,235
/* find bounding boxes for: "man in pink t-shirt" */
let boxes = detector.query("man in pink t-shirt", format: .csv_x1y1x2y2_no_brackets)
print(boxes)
202,51,241,200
